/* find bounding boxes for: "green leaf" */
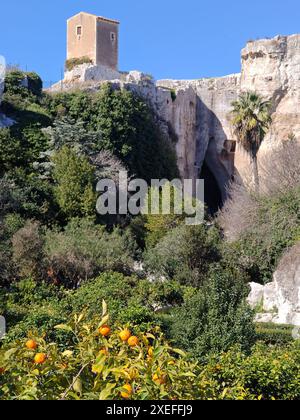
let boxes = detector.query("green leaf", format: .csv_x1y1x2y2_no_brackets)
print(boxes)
171,348,187,357
99,383,116,400
102,300,108,317
98,315,109,329
4,348,17,360
73,377,83,396
54,324,73,333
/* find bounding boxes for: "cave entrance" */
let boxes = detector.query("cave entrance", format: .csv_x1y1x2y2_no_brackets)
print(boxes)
199,161,223,216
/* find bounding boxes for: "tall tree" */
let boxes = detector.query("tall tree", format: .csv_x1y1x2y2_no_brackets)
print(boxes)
52,146,96,219
230,92,272,192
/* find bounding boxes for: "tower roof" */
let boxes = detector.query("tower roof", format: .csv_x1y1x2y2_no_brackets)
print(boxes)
68,12,120,25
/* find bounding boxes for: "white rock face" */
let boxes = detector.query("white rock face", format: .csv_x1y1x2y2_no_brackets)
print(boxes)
158,75,240,199
48,33,300,197
248,242,300,326
237,34,300,178
64,63,124,84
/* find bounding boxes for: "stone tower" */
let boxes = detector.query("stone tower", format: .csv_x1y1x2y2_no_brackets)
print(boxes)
67,12,119,70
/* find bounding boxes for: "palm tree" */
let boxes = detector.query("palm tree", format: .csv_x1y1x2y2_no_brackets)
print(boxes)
230,92,272,193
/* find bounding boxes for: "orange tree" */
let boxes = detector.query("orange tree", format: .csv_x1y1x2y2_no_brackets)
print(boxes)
0,301,200,400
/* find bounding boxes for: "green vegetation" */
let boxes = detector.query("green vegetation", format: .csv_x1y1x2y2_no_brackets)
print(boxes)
65,56,93,71
52,147,97,219
0,71,300,400
230,92,272,192
231,187,300,284
46,84,179,183
255,323,294,346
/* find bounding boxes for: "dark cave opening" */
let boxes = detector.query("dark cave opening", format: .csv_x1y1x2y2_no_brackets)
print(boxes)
199,161,223,216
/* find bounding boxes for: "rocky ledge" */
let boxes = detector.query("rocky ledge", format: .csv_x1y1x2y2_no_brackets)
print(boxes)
248,242,300,326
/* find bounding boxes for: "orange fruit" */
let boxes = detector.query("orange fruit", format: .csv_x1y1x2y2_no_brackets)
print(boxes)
26,339,38,350
99,348,109,356
119,329,131,342
98,325,111,337
34,353,47,365
152,373,167,385
120,384,133,399
127,336,139,347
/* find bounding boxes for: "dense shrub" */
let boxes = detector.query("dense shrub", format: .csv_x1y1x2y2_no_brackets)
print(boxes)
0,214,25,286
1,304,299,400
141,183,201,248
12,220,45,280
47,85,179,182
170,267,255,359
0,125,49,174
144,224,221,286
67,273,142,321
26,72,43,97
2,274,184,345
0,305,201,400
3,70,42,98
225,187,300,284
219,140,300,284
0,129,22,175
44,219,136,287
52,146,97,219
255,323,294,346
1,170,58,224
200,343,300,400
1,279,70,346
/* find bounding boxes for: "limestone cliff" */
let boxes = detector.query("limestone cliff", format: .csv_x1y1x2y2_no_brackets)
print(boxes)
241,35,300,144
49,33,300,200
158,34,300,193
157,75,239,200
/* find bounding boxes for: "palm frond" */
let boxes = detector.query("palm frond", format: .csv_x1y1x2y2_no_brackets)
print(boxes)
230,91,272,158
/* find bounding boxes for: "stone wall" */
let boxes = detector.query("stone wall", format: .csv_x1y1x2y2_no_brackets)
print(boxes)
96,18,119,70
67,12,119,70
67,13,97,64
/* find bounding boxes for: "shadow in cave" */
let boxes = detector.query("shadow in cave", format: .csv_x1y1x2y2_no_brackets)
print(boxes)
194,96,236,216
199,160,223,216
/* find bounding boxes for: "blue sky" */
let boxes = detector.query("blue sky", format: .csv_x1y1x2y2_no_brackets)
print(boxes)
0,0,299,85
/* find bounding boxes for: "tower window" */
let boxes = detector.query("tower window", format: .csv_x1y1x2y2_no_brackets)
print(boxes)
76,26,82,36
110,32,116,42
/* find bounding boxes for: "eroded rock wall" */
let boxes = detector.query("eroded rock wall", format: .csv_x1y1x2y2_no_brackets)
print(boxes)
241,35,300,143
158,75,240,199
49,33,300,197
159,34,300,194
